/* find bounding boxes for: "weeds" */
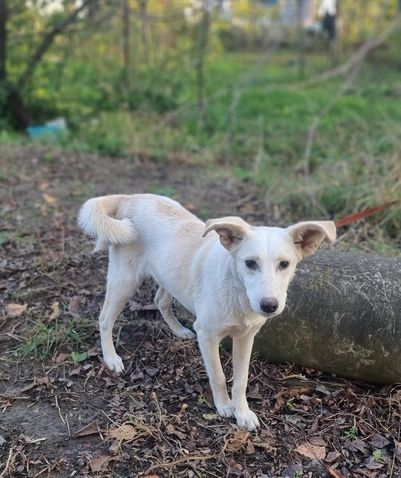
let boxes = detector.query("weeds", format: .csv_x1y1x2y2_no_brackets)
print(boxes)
14,317,92,361
344,424,359,440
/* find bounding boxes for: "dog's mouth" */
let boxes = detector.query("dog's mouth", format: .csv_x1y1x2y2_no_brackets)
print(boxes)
259,306,284,319
261,311,280,318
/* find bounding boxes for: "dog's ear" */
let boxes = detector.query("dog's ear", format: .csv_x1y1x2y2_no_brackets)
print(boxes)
203,216,250,251
287,221,336,257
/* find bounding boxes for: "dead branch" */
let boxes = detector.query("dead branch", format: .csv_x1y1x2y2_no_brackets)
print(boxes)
17,0,98,89
295,17,401,89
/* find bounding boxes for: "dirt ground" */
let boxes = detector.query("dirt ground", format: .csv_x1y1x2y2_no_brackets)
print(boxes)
1,145,400,478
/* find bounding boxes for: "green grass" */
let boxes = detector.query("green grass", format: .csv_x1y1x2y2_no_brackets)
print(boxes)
2,47,401,254
14,317,92,361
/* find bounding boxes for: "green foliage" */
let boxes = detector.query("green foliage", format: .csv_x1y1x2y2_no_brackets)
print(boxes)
373,449,384,462
1,2,400,254
344,425,359,439
71,351,89,364
15,317,91,360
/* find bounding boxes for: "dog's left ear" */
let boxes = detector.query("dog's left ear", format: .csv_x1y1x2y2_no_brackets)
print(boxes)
203,216,250,251
287,221,336,257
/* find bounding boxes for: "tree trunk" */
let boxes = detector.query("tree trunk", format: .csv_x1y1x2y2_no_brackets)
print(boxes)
253,251,401,384
0,0,6,83
122,0,132,93
296,0,305,78
194,5,210,126
138,0,149,65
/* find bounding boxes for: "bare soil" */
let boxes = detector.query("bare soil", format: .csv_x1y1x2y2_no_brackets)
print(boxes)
0,145,400,478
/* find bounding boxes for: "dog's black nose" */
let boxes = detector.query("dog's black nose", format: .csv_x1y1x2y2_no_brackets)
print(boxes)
260,298,278,314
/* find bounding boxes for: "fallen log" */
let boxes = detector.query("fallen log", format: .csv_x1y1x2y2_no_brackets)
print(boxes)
253,251,401,384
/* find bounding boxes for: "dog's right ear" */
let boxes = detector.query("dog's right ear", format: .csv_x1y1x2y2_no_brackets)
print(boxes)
202,216,250,251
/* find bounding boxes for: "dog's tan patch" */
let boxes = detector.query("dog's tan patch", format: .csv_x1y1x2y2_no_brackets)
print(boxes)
157,200,190,220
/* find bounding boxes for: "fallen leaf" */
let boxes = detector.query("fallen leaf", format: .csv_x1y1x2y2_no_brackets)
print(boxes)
145,368,159,377
282,464,303,478
42,192,58,206
109,440,121,455
68,295,82,314
309,436,327,447
55,352,70,364
202,413,218,421
36,376,54,388
226,430,250,453
325,465,346,478
325,451,342,463
228,460,243,476
165,424,186,440
89,455,110,472
246,440,255,454
71,351,88,364
6,303,27,318
369,432,390,448
49,302,60,321
347,438,368,454
344,387,358,405
364,455,384,470
295,442,326,460
74,421,100,437
107,424,137,442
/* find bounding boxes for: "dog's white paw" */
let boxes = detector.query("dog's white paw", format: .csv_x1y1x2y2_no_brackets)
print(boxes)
234,408,260,431
176,327,196,340
216,400,235,418
104,354,125,374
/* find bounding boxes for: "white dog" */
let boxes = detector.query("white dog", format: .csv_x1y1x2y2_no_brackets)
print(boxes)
79,194,336,430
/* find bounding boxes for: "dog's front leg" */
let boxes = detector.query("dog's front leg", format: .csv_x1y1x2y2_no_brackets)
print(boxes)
232,332,260,431
196,331,234,418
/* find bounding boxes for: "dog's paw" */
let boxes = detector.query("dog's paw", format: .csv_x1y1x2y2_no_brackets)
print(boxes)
234,408,260,431
216,400,234,418
176,327,196,340
104,354,125,374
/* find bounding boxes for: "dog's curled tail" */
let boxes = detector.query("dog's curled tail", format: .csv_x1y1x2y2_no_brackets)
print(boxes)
78,195,137,251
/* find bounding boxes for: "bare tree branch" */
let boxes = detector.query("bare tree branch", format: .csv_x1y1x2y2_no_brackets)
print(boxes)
295,17,401,89
17,0,98,89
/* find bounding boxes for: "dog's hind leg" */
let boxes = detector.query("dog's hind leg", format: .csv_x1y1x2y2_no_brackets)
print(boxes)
154,287,195,339
99,249,142,373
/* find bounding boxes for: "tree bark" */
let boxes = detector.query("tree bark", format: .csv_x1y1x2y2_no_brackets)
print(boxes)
253,251,401,384
0,0,6,83
122,0,132,93
194,5,210,125
138,0,149,65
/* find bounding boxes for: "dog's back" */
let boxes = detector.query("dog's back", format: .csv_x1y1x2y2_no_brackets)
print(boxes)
78,194,206,309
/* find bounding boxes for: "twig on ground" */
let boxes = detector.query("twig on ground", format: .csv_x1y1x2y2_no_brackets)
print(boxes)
142,453,216,476
0,446,14,478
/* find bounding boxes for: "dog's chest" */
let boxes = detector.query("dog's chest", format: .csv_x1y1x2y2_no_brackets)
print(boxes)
223,313,266,338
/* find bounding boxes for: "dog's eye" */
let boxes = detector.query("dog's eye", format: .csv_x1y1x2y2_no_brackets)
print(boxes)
245,259,257,270
279,260,289,270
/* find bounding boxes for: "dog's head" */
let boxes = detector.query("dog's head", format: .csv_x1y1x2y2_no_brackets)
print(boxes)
203,217,336,318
